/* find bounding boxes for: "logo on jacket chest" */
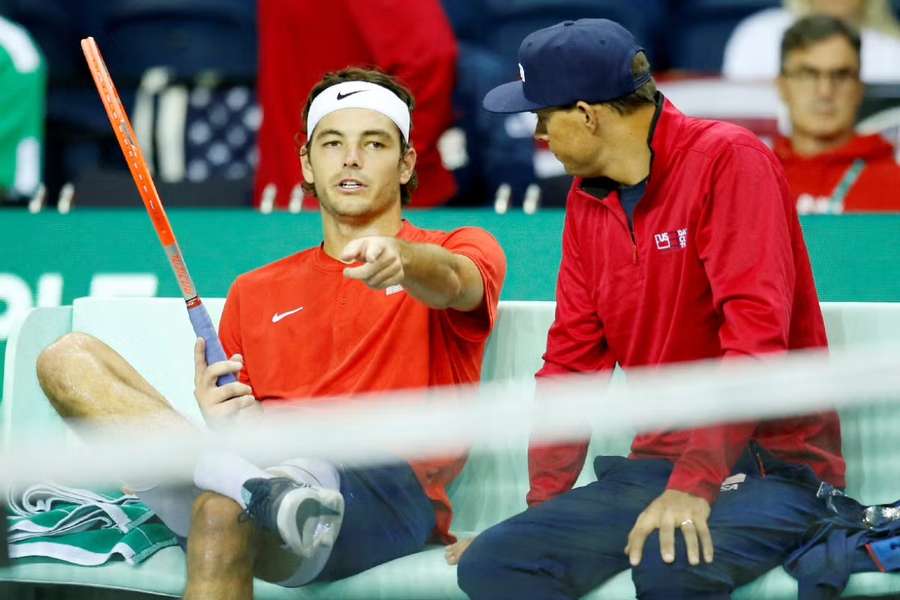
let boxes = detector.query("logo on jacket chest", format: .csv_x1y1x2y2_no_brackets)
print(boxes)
653,227,688,252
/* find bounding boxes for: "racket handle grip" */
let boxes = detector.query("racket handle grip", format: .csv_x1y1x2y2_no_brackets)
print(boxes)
188,303,237,386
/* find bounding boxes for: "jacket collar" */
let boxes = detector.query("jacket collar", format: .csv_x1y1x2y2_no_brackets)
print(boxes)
576,93,684,203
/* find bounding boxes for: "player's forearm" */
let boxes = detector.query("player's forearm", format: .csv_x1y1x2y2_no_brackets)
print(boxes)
398,241,484,311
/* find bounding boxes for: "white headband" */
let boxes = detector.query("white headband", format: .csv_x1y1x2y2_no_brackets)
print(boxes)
306,81,411,143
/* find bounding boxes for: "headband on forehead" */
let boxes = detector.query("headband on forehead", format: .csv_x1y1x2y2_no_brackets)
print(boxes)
306,81,411,143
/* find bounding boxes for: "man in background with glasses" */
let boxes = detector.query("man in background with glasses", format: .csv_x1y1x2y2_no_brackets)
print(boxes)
776,14,900,214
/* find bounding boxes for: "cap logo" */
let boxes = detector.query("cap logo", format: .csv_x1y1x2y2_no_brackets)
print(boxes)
518,63,526,82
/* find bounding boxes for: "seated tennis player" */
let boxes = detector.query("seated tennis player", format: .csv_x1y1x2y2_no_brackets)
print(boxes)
36,67,506,598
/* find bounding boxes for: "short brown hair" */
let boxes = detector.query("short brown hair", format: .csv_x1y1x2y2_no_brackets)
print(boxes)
299,67,418,205
604,52,657,115
780,15,861,73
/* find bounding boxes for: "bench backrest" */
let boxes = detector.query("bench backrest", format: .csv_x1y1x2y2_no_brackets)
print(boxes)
4,299,900,534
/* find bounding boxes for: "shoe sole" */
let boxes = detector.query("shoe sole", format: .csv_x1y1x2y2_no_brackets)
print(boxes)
276,486,344,558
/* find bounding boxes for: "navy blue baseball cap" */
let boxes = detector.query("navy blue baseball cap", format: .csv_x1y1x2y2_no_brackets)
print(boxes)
483,18,651,114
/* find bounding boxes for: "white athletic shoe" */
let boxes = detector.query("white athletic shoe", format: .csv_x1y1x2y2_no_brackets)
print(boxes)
241,477,344,558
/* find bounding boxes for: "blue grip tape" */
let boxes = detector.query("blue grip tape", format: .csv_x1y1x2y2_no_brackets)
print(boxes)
187,303,237,386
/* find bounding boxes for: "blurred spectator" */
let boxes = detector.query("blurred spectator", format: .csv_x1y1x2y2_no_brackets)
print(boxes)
724,0,900,82
0,15,44,203
775,15,900,212
451,42,538,208
255,0,458,209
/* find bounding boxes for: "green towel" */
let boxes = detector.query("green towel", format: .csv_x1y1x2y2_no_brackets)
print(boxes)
6,484,178,566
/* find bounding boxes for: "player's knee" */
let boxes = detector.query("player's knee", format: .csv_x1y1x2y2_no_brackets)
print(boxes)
190,491,245,536
37,333,102,396
188,493,253,575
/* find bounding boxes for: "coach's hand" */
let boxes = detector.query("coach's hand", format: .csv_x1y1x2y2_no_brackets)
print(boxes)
341,236,407,290
193,338,261,429
625,489,713,567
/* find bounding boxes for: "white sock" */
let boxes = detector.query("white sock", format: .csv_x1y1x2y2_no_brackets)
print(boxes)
192,449,272,509
266,457,340,491
134,484,202,538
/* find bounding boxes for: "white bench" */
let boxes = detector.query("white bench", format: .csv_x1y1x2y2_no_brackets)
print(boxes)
2,299,899,598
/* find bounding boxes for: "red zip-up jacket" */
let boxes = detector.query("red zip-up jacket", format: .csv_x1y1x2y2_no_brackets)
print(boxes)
528,97,845,507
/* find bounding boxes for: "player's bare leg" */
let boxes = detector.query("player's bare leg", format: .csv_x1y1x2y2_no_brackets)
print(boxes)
36,332,191,431
184,492,256,600
37,332,336,593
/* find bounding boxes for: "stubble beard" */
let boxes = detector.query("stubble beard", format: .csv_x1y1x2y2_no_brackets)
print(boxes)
316,183,369,218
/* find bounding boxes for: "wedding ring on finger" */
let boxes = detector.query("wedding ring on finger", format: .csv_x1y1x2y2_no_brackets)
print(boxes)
679,519,695,528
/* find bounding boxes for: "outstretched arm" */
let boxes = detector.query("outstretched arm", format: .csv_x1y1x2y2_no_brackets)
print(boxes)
341,236,484,311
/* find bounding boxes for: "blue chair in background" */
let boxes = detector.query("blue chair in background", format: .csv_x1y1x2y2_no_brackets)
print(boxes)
1,0,259,206
451,40,538,207
668,0,780,73
480,0,667,66
441,0,491,43
63,0,260,206
96,0,257,83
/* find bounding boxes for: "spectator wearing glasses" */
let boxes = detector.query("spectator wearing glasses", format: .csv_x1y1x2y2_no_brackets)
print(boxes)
775,15,900,213
724,0,900,83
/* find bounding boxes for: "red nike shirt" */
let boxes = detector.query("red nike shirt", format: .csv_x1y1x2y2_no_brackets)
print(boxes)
219,221,506,542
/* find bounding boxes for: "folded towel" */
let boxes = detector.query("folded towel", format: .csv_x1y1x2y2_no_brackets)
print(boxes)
6,484,177,566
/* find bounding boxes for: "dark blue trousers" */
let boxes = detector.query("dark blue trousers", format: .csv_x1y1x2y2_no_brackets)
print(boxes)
317,463,436,581
459,446,830,599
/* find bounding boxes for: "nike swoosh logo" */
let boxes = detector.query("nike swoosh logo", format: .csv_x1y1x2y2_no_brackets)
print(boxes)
272,307,304,323
336,90,365,101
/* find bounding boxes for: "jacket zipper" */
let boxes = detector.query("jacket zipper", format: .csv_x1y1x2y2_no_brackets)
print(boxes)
752,445,767,478
599,193,640,264
629,225,638,265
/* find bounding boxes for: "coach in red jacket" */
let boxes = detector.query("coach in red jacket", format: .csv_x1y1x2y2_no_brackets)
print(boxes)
457,19,845,600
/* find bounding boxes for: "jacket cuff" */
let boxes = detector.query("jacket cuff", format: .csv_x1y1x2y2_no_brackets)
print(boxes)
666,467,721,505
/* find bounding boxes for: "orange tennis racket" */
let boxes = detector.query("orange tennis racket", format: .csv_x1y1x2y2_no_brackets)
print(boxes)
81,36,235,385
